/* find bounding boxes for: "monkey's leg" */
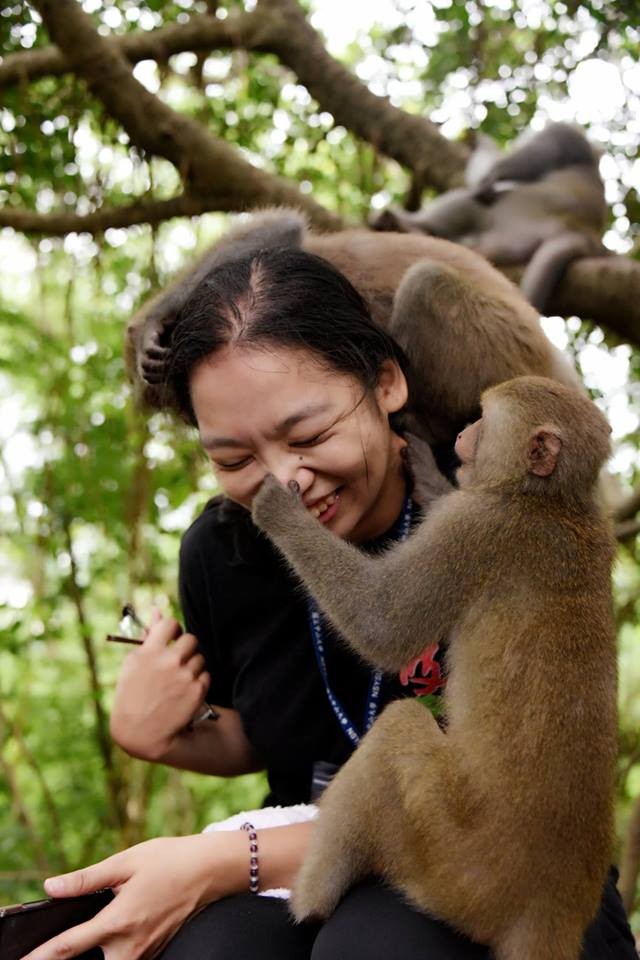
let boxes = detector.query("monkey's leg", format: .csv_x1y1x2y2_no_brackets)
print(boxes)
388,260,546,436
494,911,586,960
291,742,380,921
520,231,592,313
293,700,458,924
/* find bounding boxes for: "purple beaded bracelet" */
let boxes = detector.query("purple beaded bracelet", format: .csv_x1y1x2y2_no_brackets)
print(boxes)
241,821,260,894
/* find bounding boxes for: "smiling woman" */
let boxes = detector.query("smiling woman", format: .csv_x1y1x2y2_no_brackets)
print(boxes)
167,248,411,543
25,247,636,960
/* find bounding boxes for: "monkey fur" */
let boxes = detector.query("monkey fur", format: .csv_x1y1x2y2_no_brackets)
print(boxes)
371,123,607,313
251,376,617,960
126,207,582,449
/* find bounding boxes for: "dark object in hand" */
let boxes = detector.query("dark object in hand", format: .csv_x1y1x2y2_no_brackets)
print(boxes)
0,890,114,960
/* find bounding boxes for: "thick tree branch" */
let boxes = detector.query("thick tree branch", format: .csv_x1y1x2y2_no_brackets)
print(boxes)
9,1,467,192
0,11,264,89
257,0,466,192
0,193,243,234
29,0,341,231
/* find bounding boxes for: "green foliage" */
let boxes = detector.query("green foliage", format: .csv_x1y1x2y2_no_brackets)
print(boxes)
0,0,639,924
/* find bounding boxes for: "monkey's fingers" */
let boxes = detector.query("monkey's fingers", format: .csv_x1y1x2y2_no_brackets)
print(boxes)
140,357,168,383
143,345,169,361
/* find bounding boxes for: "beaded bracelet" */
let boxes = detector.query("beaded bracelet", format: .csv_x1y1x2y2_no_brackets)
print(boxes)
241,821,260,894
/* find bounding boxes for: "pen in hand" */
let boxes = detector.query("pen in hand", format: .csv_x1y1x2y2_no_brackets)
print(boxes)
106,604,220,725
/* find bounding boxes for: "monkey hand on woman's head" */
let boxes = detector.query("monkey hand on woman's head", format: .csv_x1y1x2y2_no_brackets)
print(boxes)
252,376,616,960
127,207,583,453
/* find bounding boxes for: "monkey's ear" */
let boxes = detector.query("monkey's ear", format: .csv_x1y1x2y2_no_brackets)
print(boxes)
527,427,562,477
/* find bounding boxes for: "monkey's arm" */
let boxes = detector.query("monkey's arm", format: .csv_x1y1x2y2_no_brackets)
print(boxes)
252,477,475,673
127,208,307,384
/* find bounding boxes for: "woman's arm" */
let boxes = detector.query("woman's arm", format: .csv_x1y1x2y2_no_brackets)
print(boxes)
109,616,263,776
22,823,314,960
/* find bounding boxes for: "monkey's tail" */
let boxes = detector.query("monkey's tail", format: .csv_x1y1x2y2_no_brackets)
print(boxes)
520,231,594,313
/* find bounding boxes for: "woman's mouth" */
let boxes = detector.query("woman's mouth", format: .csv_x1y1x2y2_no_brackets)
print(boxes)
308,488,341,523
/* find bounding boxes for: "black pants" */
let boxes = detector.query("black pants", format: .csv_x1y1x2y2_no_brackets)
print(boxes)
159,870,637,959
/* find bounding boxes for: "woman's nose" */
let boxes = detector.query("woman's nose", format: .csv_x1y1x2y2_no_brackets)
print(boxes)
269,457,315,495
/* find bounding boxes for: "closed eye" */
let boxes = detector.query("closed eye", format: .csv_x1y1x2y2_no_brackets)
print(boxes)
291,433,329,448
215,455,253,471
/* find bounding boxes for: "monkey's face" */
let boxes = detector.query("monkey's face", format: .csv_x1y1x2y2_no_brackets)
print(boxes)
454,418,483,483
190,344,409,543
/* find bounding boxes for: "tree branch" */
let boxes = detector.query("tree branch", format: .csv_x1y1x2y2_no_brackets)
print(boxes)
0,11,260,89
29,0,342,231
0,193,248,234
257,0,467,192
11,1,467,192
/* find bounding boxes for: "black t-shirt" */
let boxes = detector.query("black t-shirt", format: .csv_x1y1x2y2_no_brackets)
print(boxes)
179,495,447,806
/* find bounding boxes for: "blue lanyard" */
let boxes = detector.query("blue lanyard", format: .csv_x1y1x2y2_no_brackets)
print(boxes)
306,495,414,746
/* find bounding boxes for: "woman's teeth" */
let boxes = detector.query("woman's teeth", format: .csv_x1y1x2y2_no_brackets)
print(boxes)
309,492,338,518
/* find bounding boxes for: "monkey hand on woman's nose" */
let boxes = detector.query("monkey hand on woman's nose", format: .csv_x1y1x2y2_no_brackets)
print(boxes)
252,473,308,537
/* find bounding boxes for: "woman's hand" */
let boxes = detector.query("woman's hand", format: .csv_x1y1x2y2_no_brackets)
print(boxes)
109,614,210,761
21,832,247,960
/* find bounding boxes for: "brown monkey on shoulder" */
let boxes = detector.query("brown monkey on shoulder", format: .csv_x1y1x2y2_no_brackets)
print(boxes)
371,123,607,313
126,208,582,451
251,376,617,960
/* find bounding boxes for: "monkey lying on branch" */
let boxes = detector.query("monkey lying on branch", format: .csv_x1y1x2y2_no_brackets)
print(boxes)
127,208,581,454
252,376,617,960
371,123,607,314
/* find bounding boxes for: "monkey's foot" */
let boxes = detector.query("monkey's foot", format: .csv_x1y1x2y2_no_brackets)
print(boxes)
290,852,348,922
252,474,306,535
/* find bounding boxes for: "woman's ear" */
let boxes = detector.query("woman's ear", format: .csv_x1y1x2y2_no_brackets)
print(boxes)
376,360,409,415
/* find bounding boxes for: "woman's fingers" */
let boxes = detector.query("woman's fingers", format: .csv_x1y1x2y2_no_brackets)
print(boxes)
21,914,109,960
44,851,126,899
141,617,182,651
185,652,206,677
173,631,198,663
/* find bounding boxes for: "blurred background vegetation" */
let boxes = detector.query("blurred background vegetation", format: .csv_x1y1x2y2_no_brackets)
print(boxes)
0,0,639,936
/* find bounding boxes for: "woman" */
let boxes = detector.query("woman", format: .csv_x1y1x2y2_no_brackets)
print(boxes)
25,249,636,960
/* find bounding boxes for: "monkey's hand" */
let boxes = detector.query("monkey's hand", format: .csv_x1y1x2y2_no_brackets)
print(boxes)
252,475,309,538
138,310,173,385
405,432,454,510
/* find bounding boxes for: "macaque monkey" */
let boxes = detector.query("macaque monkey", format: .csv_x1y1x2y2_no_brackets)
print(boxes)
251,376,617,960
127,208,582,452
371,123,607,313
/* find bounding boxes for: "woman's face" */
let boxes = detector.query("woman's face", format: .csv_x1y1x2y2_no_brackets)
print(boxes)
190,344,409,542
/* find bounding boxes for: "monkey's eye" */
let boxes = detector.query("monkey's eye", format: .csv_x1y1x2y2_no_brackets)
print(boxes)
215,455,254,471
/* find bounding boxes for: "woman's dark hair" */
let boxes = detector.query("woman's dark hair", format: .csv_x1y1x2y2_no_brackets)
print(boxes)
164,246,411,427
